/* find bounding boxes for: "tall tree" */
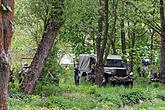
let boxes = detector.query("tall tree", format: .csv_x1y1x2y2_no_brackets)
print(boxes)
159,0,165,83
104,0,118,61
110,0,118,55
19,0,64,94
150,30,154,74
95,0,109,86
120,1,126,57
0,0,14,109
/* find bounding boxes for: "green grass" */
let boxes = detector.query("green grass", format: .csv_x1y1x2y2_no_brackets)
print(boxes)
9,69,165,110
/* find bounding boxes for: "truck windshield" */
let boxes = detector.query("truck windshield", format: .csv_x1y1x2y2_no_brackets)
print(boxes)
105,59,122,67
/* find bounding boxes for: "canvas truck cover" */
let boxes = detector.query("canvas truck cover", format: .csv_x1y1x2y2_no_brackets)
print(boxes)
107,55,122,60
78,54,96,73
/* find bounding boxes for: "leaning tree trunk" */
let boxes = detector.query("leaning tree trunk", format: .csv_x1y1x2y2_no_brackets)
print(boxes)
19,0,64,94
19,22,63,94
159,0,165,83
0,0,14,109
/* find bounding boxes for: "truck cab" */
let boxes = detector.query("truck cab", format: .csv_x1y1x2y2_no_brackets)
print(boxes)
103,55,133,86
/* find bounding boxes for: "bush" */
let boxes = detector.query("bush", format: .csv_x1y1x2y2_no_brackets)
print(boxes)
157,92,165,101
35,47,65,95
34,83,61,96
120,90,145,105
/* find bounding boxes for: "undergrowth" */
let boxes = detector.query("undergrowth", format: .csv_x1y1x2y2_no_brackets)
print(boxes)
9,69,165,110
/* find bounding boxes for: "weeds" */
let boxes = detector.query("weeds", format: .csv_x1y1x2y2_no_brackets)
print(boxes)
120,90,145,105
9,69,165,110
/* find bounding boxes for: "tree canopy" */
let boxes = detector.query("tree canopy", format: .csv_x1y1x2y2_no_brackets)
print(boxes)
1,0,165,109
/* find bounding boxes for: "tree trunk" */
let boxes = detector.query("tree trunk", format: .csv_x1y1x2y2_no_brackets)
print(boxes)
95,63,104,85
110,0,118,55
0,1,3,51
127,22,131,70
0,52,10,110
19,22,63,94
150,30,154,74
127,21,136,72
120,18,127,67
95,0,109,86
159,0,165,83
104,0,118,61
121,19,126,55
130,31,135,72
19,0,64,94
2,0,14,53
120,0,126,56
0,0,14,109
111,38,117,55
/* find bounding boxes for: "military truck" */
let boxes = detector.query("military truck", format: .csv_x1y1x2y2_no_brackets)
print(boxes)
103,55,133,86
78,54,96,82
78,54,133,86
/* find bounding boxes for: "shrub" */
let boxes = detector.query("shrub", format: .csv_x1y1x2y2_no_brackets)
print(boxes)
35,47,65,95
120,90,145,105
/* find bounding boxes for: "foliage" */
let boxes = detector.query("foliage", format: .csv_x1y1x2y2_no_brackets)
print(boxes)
34,46,65,95
12,0,42,69
120,90,145,105
14,0,161,72
11,0,165,109
9,69,165,110
59,0,98,56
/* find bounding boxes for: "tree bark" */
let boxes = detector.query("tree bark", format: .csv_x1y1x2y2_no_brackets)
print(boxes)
150,30,154,74
19,0,64,94
120,19,127,67
127,22,136,72
110,0,118,55
130,31,136,72
120,0,127,67
159,0,165,83
19,22,63,94
111,37,117,55
95,0,109,86
121,19,126,55
2,0,14,53
0,0,3,52
0,52,10,110
0,0,14,109
104,0,118,61
120,0,126,56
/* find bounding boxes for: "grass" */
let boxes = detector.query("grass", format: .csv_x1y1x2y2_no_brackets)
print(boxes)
9,68,165,110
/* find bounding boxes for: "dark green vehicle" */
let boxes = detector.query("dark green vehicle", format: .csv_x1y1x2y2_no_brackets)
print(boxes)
78,54,133,86
103,55,133,86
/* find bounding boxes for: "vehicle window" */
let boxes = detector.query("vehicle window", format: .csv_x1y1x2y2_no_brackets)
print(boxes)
105,59,122,67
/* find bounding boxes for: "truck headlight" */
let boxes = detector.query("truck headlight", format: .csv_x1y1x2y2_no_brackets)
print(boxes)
129,72,133,76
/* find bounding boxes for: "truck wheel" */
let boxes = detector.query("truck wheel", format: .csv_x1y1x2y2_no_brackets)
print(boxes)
111,81,116,86
128,81,133,88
